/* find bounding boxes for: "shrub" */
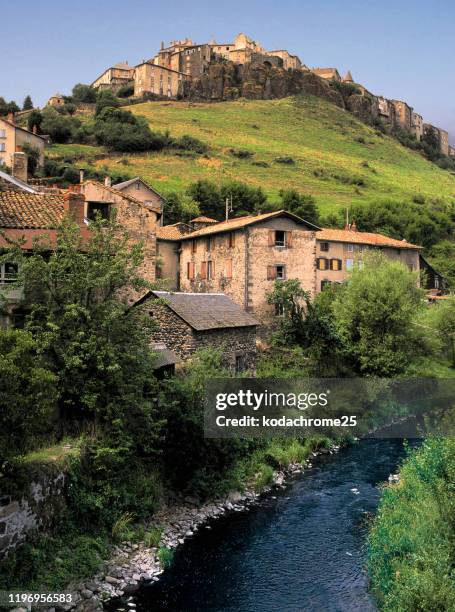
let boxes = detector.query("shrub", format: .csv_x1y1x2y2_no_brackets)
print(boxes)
158,547,174,569
172,134,208,154
229,148,253,159
275,156,295,165
40,108,79,144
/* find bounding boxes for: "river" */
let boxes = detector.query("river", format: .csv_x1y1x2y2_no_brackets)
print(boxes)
111,439,415,612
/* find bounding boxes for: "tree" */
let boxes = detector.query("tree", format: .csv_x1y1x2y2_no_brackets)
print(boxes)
332,252,424,376
40,107,78,143
95,89,120,115
22,95,33,110
72,83,97,103
0,329,58,468
279,189,319,225
21,143,41,176
94,107,168,152
163,192,200,224
27,109,43,133
187,179,268,219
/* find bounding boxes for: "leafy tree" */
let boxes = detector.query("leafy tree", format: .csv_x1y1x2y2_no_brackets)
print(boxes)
40,107,79,143
0,329,58,468
22,95,33,110
279,189,319,225
27,109,43,132
187,180,222,218
21,143,41,176
332,252,424,376
428,241,455,289
116,84,134,98
94,107,168,152
163,191,200,224
188,179,268,219
72,83,97,103
266,278,309,344
95,90,120,115
0,98,19,116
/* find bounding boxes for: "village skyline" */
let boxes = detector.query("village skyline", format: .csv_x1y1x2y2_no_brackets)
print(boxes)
3,0,455,144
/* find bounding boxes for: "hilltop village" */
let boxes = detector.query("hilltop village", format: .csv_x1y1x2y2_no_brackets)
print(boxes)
84,32,452,156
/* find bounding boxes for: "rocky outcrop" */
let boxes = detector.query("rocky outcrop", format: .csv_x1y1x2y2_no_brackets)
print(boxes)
185,62,344,107
346,93,379,123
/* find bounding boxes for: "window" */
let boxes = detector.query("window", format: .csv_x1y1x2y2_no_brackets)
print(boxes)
320,242,329,252
0,144,5,152
227,232,235,248
321,280,331,291
330,259,342,271
191,239,197,253
435,277,440,289
207,260,215,280
187,261,195,280
0,262,18,284
275,230,286,247
347,243,354,252
235,354,245,373
276,264,286,280
87,202,110,221
346,258,354,270
317,257,329,270
225,258,233,279
206,237,212,252
135,182,140,190
275,302,285,316
0,129,6,138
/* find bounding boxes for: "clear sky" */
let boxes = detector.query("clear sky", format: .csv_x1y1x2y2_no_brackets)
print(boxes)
3,0,454,143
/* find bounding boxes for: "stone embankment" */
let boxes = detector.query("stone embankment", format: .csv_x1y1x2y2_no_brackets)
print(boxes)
20,445,339,612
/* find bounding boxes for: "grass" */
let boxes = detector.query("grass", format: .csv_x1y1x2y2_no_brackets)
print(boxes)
22,439,80,464
368,438,455,611
49,96,455,216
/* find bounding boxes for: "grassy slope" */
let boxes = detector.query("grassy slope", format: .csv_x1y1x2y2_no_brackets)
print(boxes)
49,96,455,215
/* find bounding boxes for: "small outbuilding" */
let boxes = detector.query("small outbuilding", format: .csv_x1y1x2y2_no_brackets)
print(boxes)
135,291,259,372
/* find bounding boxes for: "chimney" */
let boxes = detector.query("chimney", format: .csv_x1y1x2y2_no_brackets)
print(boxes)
351,221,358,232
79,169,85,184
104,176,111,187
32,124,38,135
7,111,15,124
12,152,28,182
64,191,85,226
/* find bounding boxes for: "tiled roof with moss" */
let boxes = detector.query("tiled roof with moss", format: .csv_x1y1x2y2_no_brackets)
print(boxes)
318,228,421,250
0,191,65,229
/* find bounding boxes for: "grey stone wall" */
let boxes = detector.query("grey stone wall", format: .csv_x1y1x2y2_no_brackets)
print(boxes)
148,303,257,371
0,469,66,559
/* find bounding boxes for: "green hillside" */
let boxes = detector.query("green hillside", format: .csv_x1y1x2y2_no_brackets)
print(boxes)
49,96,455,215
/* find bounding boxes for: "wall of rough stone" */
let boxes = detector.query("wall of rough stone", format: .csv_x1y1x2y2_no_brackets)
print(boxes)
0,466,66,559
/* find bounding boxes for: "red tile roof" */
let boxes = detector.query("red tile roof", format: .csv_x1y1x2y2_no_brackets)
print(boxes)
0,191,65,229
318,228,421,250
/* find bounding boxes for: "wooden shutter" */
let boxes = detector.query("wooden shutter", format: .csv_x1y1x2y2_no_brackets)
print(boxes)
200,261,207,279
268,230,275,246
209,260,215,279
187,261,195,279
192,239,197,253
225,259,233,279
228,232,235,248
286,231,293,248
267,265,277,280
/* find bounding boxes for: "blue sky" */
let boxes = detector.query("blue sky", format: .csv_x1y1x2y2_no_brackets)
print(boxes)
3,0,454,143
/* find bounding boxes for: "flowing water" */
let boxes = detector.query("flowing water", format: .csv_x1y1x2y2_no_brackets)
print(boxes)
113,439,415,612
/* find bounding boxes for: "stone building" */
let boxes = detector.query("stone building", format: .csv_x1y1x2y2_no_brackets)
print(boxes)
411,111,424,141
423,123,450,156
0,168,39,193
47,93,65,107
112,176,165,220
377,97,397,128
91,62,135,90
136,290,259,372
134,61,191,98
391,100,413,131
312,68,341,82
268,50,303,71
81,180,160,288
449,145,455,157
0,114,46,172
315,227,421,292
177,211,320,326
156,222,192,288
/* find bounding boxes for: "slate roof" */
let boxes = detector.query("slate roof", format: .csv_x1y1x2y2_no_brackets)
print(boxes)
152,343,181,368
0,170,39,194
143,291,259,330
318,228,421,250
0,191,64,228
179,210,320,240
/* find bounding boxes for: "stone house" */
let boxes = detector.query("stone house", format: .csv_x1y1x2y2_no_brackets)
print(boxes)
0,114,46,172
268,50,303,71
177,211,320,326
391,100,413,131
423,123,450,156
136,290,259,372
312,68,342,82
47,93,65,107
91,62,135,90
449,145,455,157
377,97,397,128
134,62,191,98
156,222,192,288
411,111,424,141
315,227,421,292
112,176,165,221
80,180,160,288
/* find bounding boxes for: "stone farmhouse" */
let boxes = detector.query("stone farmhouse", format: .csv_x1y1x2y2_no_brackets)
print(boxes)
0,113,46,177
136,290,258,372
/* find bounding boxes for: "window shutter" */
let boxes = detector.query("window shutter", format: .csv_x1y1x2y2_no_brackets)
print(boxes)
268,230,275,246
225,259,232,279
210,260,215,278
187,261,195,280
200,261,207,279
286,231,293,247
192,240,197,253
267,265,277,280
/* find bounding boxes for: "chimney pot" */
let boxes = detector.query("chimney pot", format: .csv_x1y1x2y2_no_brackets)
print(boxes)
64,191,85,226
105,176,112,187
7,111,15,124
79,169,85,184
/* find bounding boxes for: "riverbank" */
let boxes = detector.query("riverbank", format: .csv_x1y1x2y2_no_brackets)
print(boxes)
53,442,340,612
